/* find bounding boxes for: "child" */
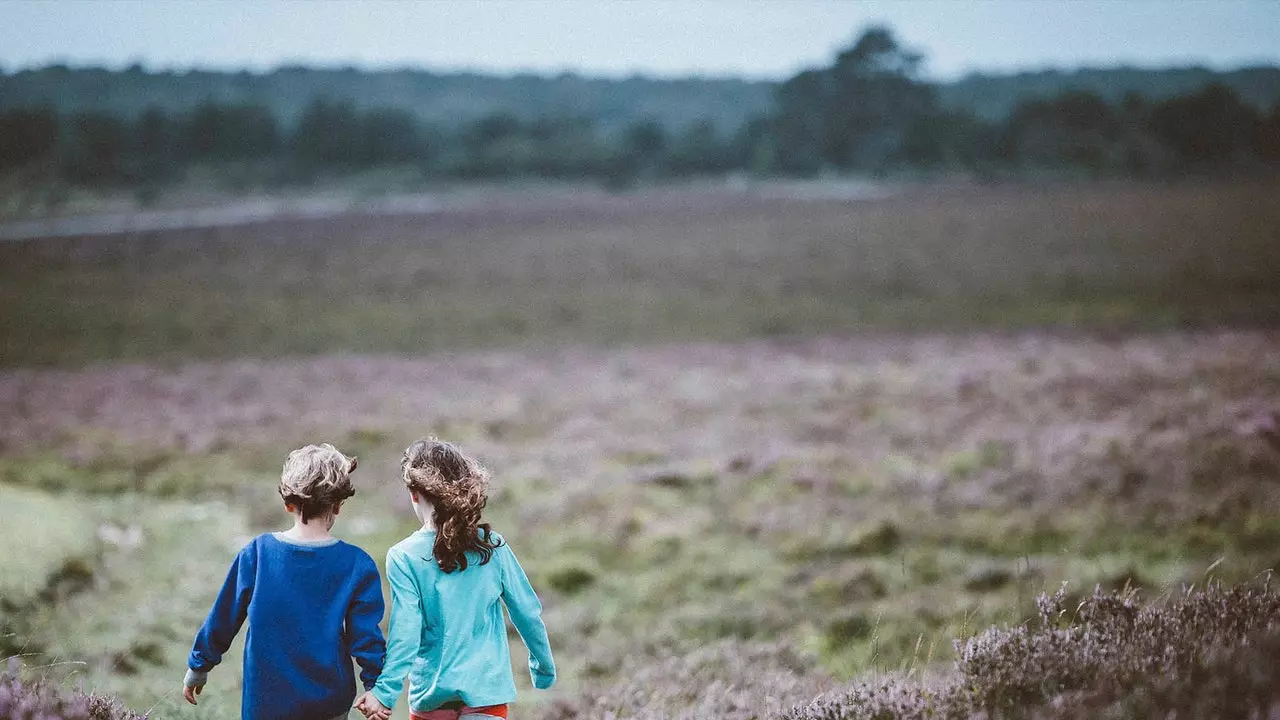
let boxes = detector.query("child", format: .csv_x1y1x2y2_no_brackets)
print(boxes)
357,438,555,720
183,443,386,720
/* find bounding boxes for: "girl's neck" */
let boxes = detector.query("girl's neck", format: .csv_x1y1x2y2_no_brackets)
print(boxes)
413,497,436,532
282,517,334,542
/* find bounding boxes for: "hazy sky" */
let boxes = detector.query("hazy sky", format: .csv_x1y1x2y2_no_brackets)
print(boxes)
3,0,1279,80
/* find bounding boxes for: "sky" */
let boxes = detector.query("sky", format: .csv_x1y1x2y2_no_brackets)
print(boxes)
2,0,1279,81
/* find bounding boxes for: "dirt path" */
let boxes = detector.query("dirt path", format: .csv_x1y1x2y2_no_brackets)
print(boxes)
0,180,894,241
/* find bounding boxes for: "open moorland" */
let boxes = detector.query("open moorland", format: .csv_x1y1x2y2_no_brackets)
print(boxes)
2,180,1279,719
3,179,1280,367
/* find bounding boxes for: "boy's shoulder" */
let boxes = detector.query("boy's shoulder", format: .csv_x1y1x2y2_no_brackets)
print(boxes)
249,532,377,568
323,539,382,576
240,532,271,554
336,539,378,564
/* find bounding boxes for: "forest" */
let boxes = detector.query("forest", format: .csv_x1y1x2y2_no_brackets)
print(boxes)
2,27,1280,198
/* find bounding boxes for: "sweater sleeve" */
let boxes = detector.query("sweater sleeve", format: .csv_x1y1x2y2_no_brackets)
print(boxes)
345,555,387,690
498,543,556,689
370,549,422,709
188,541,256,672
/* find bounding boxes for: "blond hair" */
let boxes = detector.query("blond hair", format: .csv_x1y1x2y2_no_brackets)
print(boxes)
279,443,357,522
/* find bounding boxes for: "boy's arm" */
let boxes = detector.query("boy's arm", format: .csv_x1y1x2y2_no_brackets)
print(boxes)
188,542,256,675
370,550,423,710
346,556,387,691
498,543,555,689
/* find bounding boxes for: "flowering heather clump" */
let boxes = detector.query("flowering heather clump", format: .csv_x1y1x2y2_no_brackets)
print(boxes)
0,659,141,720
784,581,1280,719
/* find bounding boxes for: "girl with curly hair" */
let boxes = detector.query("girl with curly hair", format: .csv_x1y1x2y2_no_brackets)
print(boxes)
358,439,555,720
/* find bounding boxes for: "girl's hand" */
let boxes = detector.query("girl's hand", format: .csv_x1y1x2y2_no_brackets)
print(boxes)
183,683,203,706
355,692,391,720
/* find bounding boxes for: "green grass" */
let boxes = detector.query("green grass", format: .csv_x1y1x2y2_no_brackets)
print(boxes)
3,418,1277,717
0,484,97,604
0,450,268,497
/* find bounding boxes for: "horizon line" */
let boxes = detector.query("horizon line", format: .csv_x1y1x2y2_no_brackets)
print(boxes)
5,57,1280,85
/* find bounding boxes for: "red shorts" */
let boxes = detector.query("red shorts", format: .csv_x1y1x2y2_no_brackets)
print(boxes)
410,704,508,720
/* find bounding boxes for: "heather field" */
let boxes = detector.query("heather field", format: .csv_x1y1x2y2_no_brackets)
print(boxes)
2,181,1280,719
3,179,1280,367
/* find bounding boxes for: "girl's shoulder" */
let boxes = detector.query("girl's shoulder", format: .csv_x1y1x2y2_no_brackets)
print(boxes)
387,529,437,563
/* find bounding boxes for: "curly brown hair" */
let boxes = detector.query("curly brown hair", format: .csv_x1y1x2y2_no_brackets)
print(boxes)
402,438,504,573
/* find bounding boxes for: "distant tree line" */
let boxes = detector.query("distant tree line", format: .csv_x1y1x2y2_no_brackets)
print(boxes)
2,27,1279,195
768,27,1280,177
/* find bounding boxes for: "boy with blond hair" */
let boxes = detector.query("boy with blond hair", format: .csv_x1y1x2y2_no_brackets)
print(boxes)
183,443,386,720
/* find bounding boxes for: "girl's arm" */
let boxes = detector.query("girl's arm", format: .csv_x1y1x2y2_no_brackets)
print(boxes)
498,543,556,689
370,549,423,710
187,541,257,675
345,556,387,691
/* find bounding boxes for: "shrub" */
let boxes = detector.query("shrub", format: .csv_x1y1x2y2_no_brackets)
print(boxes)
544,562,598,595
784,580,1280,719
0,659,141,720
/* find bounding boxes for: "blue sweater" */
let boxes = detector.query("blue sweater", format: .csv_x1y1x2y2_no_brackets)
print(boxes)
188,533,386,720
370,529,555,712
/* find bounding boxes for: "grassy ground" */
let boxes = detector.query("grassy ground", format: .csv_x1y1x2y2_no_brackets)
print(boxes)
2,179,1279,367
0,485,97,606
1,179,1278,718
2,332,1278,718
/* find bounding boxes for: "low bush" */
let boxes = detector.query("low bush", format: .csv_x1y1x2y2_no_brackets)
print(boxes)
0,659,141,720
783,580,1280,719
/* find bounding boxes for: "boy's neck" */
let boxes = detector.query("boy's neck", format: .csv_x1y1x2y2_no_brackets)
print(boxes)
282,517,334,542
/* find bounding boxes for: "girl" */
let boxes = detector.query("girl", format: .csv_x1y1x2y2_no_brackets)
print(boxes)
358,439,555,720
183,443,386,720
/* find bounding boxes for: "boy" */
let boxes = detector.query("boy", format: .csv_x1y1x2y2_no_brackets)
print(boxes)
183,443,386,720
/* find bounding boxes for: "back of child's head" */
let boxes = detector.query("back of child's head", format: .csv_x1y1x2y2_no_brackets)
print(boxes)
279,443,357,522
402,438,502,572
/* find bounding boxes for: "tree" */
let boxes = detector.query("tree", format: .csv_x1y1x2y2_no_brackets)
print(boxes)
772,70,827,174
61,112,128,184
181,102,279,162
360,108,424,165
459,113,528,177
1147,83,1260,167
667,119,733,176
899,111,1000,171
0,107,58,169
291,98,362,171
773,26,937,173
1000,91,1121,172
130,106,179,188
1255,102,1280,164
604,118,668,187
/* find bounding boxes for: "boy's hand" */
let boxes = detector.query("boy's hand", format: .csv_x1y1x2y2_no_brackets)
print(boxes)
183,668,208,705
354,691,390,720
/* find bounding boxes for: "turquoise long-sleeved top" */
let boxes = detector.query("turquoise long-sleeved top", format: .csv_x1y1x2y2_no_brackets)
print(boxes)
370,529,555,711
